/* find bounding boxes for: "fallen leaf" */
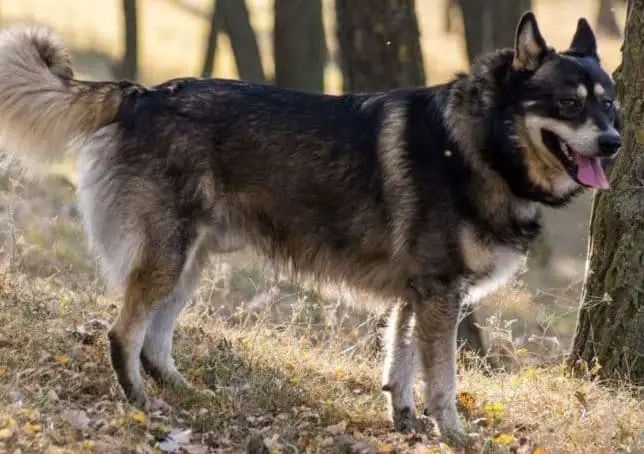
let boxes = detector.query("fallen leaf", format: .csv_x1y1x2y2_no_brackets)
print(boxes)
168,428,192,444
54,353,70,366
82,440,95,451
20,408,37,420
484,402,505,421
325,420,347,435
9,390,22,403
456,392,476,412
0,416,16,428
492,433,514,445
0,367,6,377
533,448,546,454
23,422,42,434
297,436,310,451
158,439,180,453
332,367,346,379
376,442,395,453
0,427,15,441
128,410,147,424
62,409,91,430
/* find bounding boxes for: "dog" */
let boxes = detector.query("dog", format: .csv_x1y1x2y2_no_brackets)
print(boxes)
0,12,620,441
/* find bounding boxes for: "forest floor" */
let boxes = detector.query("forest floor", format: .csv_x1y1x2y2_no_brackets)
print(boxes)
0,163,642,454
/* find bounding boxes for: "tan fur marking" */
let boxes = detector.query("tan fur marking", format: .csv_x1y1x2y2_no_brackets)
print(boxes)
444,92,532,224
593,83,605,98
514,21,542,71
517,122,565,193
577,84,588,99
378,101,415,262
460,225,494,273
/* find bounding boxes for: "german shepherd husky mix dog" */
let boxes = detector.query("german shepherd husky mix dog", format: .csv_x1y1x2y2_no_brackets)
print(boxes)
0,12,620,440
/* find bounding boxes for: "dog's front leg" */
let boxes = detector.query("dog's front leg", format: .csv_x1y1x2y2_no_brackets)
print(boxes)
414,292,467,442
381,301,418,432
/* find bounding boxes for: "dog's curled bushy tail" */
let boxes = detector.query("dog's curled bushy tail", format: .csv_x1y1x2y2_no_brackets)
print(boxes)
0,25,134,173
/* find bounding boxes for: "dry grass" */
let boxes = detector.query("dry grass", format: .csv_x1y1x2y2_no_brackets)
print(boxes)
0,1,642,453
0,244,642,453
0,166,642,454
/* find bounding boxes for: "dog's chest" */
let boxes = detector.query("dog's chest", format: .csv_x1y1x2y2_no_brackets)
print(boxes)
459,225,527,304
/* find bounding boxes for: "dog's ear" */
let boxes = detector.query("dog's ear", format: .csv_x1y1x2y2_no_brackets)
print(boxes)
513,12,548,71
568,18,599,59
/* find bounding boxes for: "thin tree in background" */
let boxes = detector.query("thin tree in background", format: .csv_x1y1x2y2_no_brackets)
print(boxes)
201,1,224,78
444,0,458,34
201,0,265,83
335,0,425,92
273,0,327,93
596,0,622,38
459,0,531,64
568,0,643,384
119,0,138,80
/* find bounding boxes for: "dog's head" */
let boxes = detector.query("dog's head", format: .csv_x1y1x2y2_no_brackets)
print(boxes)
512,12,621,198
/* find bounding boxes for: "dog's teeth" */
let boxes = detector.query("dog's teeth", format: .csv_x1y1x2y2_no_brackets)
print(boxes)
560,141,571,157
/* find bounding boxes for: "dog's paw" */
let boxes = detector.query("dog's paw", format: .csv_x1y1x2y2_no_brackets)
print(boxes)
421,407,477,446
160,370,190,390
392,406,423,434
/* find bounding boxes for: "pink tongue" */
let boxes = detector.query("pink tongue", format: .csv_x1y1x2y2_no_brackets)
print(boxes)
575,154,609,189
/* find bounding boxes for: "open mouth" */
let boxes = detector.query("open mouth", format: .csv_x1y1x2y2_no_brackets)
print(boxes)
541,130,609,189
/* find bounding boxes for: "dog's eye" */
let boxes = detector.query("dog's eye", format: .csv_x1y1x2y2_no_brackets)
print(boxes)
560,98,582,113
602,99,614,111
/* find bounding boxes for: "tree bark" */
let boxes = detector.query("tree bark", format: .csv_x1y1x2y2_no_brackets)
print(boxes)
201,0,265,82
335,0,425,92
596,0,622,38
459,0,531,64
119,0,138,80
567,0,644,385
273,0,327,93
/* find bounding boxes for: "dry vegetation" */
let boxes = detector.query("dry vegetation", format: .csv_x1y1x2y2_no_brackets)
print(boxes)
0,0,643,453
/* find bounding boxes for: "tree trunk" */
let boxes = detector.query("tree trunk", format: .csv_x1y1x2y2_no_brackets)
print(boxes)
201,0,224,78
273,0,327,93
459,0,531,64
201,0,264,82
444,0,458,34
335,0,425,92
596,0,622,38
119,0,138,80
567,0,644,385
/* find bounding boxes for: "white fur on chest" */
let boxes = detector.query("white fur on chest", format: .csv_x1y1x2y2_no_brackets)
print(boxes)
460,225,527,305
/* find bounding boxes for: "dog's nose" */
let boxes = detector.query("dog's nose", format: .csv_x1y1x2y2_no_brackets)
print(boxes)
597,132,622,156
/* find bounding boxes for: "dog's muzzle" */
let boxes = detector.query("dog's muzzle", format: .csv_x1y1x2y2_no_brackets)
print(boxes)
597,131,622,157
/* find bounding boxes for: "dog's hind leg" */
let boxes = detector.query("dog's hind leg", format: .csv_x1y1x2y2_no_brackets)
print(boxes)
381,301,418,432
108,261,182,409
106,226,193,410
140,228,209,388
413,289,467,442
